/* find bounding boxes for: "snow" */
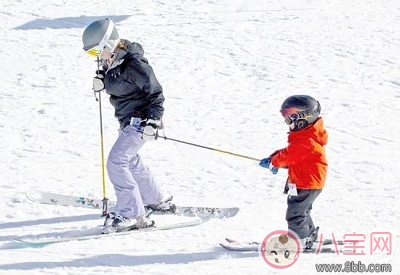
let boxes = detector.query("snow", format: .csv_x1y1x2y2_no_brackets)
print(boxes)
1,0,399,274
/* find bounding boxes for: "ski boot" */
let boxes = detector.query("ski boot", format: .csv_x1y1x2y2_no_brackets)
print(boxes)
147,195,176,213
304,226,320,250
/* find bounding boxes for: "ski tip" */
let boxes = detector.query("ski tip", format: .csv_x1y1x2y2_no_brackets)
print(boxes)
224,207,240,218
219,241,259,252
224,237,237,243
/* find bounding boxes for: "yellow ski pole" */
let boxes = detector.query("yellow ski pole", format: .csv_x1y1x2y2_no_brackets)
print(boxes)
94,57,108,216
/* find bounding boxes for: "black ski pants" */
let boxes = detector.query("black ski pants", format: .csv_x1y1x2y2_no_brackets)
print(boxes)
286,189,322,239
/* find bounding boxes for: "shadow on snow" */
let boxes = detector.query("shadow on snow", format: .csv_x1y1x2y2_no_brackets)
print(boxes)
14,15,131,30
0,213,100,243
0,250,259,270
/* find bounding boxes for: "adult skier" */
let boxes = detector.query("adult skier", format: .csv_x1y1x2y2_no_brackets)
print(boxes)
82,18,172,232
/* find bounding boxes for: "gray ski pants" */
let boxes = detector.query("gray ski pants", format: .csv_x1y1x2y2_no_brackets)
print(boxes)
286,189,322,239
107,124,163,219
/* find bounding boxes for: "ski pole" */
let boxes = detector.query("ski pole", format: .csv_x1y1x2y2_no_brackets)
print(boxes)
94,57,109,217
159,135,260,162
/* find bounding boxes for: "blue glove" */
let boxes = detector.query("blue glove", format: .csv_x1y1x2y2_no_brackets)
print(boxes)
259,157,279,174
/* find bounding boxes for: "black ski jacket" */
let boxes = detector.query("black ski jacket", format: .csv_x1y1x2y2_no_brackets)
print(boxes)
102,40,164,128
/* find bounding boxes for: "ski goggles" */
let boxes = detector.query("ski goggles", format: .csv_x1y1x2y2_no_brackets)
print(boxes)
284,113,299,125
284,112,314,125
85,43,112,57
281,108,301,125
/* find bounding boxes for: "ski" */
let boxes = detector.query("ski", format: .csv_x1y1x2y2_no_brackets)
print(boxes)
220,240,259,252
15,217,205,246
220,237,357,253
26,190,116,209
220,242,352,254
26,190,239,219
223,237,357,246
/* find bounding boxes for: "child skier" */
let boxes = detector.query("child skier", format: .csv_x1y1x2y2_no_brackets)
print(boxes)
259,95,328,249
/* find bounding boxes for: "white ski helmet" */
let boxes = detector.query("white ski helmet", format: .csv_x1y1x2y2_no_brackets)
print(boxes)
82,18,120,56
280,95,321,131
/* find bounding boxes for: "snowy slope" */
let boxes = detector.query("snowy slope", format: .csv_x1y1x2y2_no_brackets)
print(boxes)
0,0,399,274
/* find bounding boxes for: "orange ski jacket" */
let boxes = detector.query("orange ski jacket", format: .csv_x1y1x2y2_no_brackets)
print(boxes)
271,118,328,190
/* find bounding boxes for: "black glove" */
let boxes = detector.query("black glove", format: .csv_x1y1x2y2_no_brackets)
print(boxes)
93,70,105,92
142,119,161,141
